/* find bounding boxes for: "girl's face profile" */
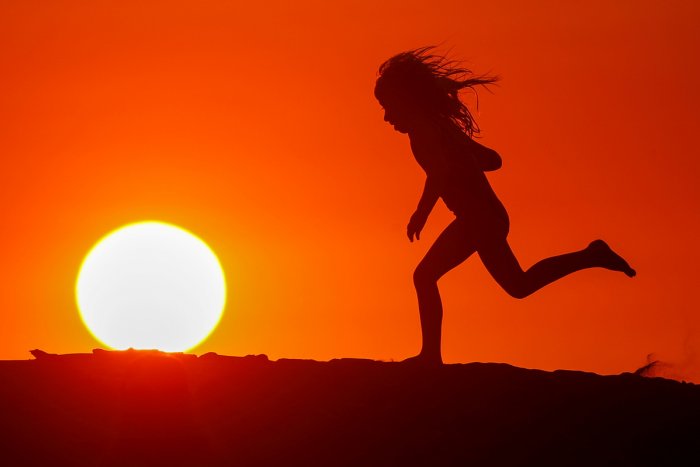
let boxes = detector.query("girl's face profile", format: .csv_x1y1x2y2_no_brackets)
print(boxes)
382,105,411,134
376,88,419,134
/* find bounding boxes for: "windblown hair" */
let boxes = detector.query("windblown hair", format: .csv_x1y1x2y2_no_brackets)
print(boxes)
375,46,499,137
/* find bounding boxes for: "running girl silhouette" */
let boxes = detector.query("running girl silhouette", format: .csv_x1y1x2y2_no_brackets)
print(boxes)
374,47,636,365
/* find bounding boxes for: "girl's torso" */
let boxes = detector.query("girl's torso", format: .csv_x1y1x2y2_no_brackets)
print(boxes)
410,122,509,234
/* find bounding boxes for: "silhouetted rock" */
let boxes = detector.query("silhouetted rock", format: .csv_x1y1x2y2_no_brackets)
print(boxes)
0,350,698,466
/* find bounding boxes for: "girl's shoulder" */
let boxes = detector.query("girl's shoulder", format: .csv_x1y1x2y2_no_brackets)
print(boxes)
410,120,450,149
409,122,461,171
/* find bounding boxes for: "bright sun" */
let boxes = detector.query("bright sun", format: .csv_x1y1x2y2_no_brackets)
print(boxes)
76,221,227,352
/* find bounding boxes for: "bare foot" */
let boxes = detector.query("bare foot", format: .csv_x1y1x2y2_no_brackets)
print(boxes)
401,353,443,366
588,240,636,277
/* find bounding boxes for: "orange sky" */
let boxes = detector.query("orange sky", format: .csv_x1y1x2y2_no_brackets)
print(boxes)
1,1,699,380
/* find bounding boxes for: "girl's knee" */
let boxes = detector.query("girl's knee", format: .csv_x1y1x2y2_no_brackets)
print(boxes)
413,263,437,287
506,286,529,299
501,280,530,299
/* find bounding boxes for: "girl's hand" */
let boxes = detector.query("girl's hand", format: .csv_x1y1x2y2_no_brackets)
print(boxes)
407,211,428,242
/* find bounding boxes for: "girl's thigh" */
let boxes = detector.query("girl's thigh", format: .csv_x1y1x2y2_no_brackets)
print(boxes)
416,219,477,280
477,236,524,288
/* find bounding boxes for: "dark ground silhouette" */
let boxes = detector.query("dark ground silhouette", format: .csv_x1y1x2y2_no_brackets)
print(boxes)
0,349,698,467
375,47,636,366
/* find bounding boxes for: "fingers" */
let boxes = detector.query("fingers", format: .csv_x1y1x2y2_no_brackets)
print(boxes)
407,218,424,242
407,226,420,242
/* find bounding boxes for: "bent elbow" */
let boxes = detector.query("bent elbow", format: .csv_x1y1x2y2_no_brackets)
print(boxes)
484,150,502,171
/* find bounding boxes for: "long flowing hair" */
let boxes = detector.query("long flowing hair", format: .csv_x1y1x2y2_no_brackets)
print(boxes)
375,46,499,138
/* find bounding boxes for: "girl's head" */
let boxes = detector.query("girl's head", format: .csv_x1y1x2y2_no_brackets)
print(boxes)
374,46,498,137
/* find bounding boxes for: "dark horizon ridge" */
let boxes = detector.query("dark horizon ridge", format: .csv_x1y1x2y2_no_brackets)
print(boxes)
1,349,698,466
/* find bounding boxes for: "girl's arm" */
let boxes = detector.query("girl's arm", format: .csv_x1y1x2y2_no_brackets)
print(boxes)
416,176,440,217
409,135,443,214
408,177,439,242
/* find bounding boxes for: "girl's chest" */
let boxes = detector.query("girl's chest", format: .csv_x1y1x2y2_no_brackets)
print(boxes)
411,133,475,176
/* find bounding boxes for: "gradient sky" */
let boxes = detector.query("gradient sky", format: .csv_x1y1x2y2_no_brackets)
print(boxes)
1,0,698,380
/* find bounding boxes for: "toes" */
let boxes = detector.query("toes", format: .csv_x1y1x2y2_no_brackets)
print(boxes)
588,239,635,277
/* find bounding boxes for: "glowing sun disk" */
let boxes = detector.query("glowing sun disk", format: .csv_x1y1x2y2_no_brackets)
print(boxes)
75,221,227,352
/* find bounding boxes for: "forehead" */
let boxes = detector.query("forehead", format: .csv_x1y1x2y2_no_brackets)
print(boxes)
374,81,403,108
